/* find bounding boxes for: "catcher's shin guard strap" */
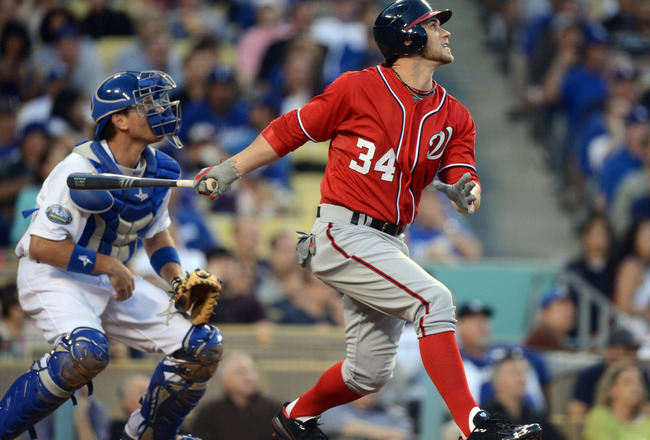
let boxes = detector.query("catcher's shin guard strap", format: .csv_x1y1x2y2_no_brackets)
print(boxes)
0,327,109,439
137,358,210,440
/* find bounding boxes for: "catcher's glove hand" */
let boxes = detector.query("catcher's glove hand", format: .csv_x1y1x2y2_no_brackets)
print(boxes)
170,269,221,325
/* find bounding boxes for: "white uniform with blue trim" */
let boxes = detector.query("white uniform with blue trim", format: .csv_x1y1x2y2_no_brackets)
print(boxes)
15,140,191,350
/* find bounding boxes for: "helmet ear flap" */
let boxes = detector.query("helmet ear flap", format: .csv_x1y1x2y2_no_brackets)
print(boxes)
403,25,428,55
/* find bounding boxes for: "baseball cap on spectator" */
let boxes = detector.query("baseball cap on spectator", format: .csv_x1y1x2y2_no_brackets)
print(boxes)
626,105,649,125
51,23,79,42
457,299,493,319
583,22,609,46
188,122,217,145
537,286,571,309
208,67,236,84
607,328,640,349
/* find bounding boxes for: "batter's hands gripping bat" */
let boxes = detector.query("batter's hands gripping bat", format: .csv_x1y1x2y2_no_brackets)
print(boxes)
67,173,218,191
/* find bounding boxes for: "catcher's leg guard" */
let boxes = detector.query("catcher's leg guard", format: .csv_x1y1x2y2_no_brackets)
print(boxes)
135,324,223,440
0,327,109,439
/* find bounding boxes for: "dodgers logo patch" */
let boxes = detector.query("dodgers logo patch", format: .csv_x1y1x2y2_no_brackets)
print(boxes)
45,205,72,225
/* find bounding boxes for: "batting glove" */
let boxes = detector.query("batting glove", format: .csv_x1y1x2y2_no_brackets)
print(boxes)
193,160,239,200
431,172,477,214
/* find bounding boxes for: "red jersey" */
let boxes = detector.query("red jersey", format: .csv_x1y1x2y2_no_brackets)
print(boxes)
262,65,479,227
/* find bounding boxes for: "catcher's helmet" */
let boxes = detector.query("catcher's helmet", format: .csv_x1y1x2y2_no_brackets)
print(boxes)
373,0,452,63
92,70,182,149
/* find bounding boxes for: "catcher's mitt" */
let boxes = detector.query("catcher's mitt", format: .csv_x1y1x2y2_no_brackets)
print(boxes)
171,269,221,325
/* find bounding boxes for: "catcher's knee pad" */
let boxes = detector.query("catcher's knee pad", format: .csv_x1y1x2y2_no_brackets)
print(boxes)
135,325,223,440
341,357,394,395
171,324,224,382
0,327,109,439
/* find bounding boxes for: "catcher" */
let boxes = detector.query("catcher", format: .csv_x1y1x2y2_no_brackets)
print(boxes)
0,71,222,440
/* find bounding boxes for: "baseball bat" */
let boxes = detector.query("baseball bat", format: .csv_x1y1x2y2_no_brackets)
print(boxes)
67,173,218,191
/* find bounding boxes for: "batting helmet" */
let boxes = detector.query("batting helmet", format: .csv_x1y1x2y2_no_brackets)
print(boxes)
373,0,452,63
91,70,182,149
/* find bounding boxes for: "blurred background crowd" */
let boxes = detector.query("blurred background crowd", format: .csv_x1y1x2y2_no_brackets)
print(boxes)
0,0,650,439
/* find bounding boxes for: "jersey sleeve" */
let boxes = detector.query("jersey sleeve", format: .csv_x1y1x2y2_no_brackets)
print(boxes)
437,101,480,186
262,72,353,157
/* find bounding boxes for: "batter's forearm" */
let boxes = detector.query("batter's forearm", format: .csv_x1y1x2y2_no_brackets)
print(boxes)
229,134,281,177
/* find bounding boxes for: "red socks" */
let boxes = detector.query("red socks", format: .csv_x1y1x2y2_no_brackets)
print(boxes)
419,331,478,437
287,360,361,418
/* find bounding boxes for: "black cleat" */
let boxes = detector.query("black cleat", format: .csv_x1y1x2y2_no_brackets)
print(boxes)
464,410,542,440
271,403,328,440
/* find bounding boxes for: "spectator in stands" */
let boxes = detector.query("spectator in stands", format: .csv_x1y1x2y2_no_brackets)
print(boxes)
457,299,550,412
171,36,221,108
0,284,41,360
231,216,264,283
407,189,483,263
568,328,649,419
319,390,415,440
583,362,650,440
235,0,292,86
15,63,69,138
0,120,47,245
166,0,228,41
180,67,250,155
10,130,67,245
73,385,110,440
599,105,650,207
0,20,41,102
578,95,632,202
310,0,367,86
612,217,650,357
209,258,267,325
80,0,133,39
257,230,302,307
112,6,182,84
610,124,650,238
276,37,324,114
109,375,150,440
268,270,343,326
565,212,615,299
0,94,18,163
564,212,616,337
258,0,319,88
524,286,576,351
191,351,280,440
35,8,106,96
48,87,94,140
482,353,565,440
555,23,610,193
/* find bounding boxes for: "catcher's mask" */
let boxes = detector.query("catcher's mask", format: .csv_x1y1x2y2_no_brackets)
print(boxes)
92,70,183,149
373,0,452,64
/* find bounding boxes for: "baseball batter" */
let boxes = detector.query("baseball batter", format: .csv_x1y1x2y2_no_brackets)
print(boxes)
0,71,223,440
194,1,542,440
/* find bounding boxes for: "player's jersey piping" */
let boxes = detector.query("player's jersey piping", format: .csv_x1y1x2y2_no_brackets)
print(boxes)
325,222,431,335
296,108,318,143
376,66,406,226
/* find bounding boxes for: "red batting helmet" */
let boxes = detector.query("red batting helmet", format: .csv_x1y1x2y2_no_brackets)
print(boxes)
373,0,452,63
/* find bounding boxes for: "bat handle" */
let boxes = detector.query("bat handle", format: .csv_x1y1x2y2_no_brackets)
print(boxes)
206,178,218,192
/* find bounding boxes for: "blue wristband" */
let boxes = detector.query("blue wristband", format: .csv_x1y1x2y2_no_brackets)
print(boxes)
67,244,96,274
150,246,181,277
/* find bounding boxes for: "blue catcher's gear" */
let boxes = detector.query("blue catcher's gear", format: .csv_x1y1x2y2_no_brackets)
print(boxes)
135,325,223,440
0,327,109,439
373,0,452,63
92,70,183,149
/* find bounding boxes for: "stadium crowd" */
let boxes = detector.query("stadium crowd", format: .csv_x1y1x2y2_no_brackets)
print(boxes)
0,0,650,439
